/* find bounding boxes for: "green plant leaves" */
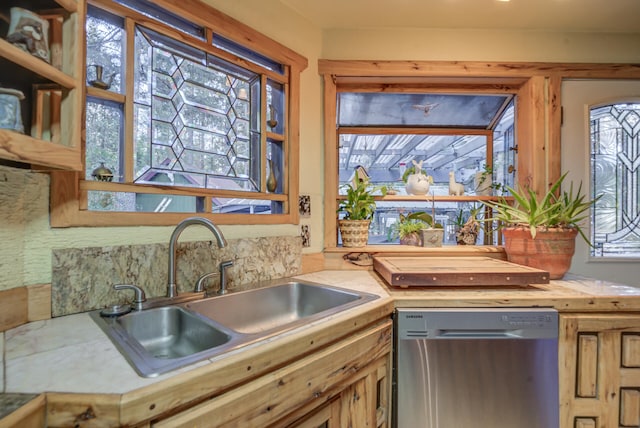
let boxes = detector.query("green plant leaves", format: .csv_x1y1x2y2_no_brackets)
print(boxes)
485,172,600,244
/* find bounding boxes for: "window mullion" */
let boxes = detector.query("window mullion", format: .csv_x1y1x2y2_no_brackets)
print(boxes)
260,74,268,193
123,17,135,182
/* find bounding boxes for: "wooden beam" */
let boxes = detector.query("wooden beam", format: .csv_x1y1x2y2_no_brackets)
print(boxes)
319,60,640,79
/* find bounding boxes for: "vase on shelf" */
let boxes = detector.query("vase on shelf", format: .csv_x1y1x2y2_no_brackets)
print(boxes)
266,159,278,192
0,88,25,133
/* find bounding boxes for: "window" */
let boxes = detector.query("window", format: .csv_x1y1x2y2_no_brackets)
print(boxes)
335,91,516,245
51,0,307,226
590,102,640,258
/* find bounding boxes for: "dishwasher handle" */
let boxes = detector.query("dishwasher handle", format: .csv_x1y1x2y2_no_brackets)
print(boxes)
436,329,527,339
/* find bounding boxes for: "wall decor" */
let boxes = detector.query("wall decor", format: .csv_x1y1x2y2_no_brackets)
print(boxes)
299,194,311,217
6,7,50,63
0,88,25,133
301,224,310,247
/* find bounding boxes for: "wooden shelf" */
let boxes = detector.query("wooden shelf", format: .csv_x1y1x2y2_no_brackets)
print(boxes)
0,0,83,171
86,86,126,103
336,194,513,202
0,40,76,89
53,0,78,13
0,130,82,170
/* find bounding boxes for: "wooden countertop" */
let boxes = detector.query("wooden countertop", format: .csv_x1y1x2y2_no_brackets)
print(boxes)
3,270,640,425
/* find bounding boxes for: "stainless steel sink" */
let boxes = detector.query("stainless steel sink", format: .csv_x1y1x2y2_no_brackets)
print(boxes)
186,281,379,334
90,306,239,377
116,306,230,358
91,279,379,377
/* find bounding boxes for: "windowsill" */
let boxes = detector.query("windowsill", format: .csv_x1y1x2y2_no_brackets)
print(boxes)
324,245,506,256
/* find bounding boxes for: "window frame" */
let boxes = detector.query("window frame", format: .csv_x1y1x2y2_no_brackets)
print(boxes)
50,0,307,227
319,61,640,250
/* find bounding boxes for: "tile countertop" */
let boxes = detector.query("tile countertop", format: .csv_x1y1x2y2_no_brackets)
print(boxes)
4,270,640,398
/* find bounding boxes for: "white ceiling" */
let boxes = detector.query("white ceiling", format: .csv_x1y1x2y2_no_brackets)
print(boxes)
279,0,640,33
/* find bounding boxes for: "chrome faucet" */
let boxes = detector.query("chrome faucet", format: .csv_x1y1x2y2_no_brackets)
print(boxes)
167,217,228,298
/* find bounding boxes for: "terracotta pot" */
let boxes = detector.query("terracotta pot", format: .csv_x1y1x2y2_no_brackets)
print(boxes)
338,219,370,247
502,227,578,280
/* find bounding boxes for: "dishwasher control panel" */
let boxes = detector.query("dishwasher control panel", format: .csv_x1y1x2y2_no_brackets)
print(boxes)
396,308,558,340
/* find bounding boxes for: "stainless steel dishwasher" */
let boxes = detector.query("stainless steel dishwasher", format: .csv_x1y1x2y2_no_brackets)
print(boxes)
394,308,559,428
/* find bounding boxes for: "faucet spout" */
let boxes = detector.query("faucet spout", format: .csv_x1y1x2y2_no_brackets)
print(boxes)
168,217,227,298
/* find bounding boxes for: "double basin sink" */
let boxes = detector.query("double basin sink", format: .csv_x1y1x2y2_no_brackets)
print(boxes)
90,280,379,377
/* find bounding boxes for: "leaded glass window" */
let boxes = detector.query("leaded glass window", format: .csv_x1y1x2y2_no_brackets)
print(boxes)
82,1,293,218
590,102,640,258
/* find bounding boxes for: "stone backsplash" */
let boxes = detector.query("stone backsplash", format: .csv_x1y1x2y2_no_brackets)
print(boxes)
51,236,302,317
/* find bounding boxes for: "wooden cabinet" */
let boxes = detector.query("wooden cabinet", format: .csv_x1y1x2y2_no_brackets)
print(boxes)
283,356,390,428
0,0,83,170
152,319,392,428
559,314,640,428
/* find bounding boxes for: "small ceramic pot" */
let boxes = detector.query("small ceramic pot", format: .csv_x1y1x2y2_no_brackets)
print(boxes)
0,88,25,133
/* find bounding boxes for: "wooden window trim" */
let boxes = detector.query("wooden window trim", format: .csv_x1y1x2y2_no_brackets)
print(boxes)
51,0,307,227
320,60,640,249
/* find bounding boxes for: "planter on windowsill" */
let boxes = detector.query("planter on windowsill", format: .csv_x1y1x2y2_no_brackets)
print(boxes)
421,228,444,248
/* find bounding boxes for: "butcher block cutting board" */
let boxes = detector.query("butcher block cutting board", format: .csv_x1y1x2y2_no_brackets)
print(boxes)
373,256,550,288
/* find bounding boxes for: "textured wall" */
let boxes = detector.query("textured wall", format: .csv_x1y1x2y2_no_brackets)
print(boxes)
51,236,302,316
0,166,46,292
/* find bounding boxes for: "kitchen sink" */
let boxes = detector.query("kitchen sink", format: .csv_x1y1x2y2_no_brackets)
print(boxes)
90,306,238,377
91,279,379,377
116,306,230,358
186,281,378,334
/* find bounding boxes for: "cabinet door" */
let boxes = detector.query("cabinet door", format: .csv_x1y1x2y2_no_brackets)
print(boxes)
287,355,390,428
286,399,341,428
560,314,640,428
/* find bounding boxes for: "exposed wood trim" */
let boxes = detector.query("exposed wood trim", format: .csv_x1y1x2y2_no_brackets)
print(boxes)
0,287,28,332
335,76,529,86
301,253,325,274
86,86,126,103
288,66,302,224
147,0,308,70
28,284,52,322
516,76,547,195
338,127,493,136
54,0,78,13
0,39,77,89
89,0,291,83
80,180,289,201
548,75,563,186
323,75,339,248
336,82,522,94
49,209,298,227
124,17,135,183
319,60,640,79
0,394,46,428
0,131,82,171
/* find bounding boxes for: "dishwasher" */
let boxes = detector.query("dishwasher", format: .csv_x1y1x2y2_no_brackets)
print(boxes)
393,308,559,428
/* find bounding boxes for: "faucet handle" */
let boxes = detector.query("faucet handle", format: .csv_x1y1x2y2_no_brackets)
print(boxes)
195,272,219,293
218,260,234,295
114,284,147,310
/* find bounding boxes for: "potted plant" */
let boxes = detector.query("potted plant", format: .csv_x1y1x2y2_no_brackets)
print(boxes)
394,211,438,246
474,164,504,196
337,171,386,247
485,172,600,279
453,205,484,245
